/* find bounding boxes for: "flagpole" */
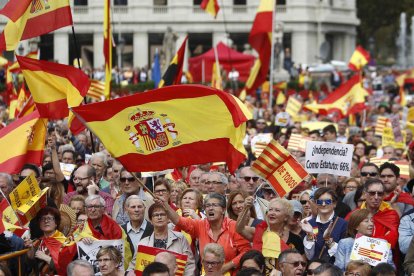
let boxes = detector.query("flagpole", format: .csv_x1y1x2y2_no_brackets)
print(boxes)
71,26,96,153
268,0,276,111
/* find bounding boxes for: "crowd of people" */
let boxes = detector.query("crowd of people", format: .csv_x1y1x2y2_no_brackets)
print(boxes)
0,66,414,276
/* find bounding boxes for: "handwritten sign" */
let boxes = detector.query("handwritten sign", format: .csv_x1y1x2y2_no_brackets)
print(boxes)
350,235,390,267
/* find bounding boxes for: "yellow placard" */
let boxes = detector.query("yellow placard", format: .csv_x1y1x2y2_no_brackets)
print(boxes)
382,127,405,149
9,174,40,210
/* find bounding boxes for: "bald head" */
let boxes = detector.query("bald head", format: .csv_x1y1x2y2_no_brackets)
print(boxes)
155,252,177,275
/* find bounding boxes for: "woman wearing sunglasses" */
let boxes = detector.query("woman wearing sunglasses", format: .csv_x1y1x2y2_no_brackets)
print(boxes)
301,187,348,263
334,209,394,271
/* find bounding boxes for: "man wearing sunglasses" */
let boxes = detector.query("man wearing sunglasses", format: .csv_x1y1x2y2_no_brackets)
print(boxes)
278,248,306,276
237,166,268,220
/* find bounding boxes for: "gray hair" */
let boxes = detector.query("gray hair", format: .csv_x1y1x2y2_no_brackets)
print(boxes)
278,248,300,264
236,166,251,178
91,151,108,167
67,260,94,276
85,195,105,206
268,198,294,219
203,243,225,263
59,144,75,152
204,193,226,208
125,195,145,208
0,173,14,189
316,173,337,184
209,172,228,185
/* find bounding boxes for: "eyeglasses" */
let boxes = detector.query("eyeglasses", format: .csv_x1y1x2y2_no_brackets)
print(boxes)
77,219,86,224
120,177,135,183
154,189,168,194
205,181,223,185
360,172,377,177
205,203,222,209
152,213,167,218
97,258,112,263
316,199,333,206
366,191,384,197
242,176,259,182
281,261,307,268
86,205,104,210
73,176,89,182
40,216,55,223
300,200,309,205
345,272,361,276
202,260,222,267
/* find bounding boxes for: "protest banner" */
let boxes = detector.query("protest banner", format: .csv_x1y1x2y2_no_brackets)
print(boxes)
375,116,388,136
305,141,354,177
9,173,48,225
382,127,405,149
252,139,308,198
135,245,188,276
77,239,124,274
60,163,76,180
350,235,390,267
390,114,403,142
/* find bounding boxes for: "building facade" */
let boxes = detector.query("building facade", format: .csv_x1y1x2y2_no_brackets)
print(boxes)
0,0,359,72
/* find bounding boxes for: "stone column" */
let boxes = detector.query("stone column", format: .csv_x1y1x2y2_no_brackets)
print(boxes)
133,32,148,69
93,32,104,69
54,32,69,65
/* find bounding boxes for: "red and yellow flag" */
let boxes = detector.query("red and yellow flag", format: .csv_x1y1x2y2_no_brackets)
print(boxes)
304,75,370,118
17,95,36,118
87,79,106,101
0,0,72,52
252,139,308,197
159,36,188,88
348,46,370,71
103,0,112,99
0,110,47,173
17,55,90,120
245,0,274,93
200,0,220,18
9,50,39,73
211,61,223,90
72,85,250,173
135,245,188,276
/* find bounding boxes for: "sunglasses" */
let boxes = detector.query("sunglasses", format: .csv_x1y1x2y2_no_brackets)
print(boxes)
242,176,259,182
120,177,135,183
300,200,308,205
360,172,377,177
282,261,307,268
316,199,333,206
366,191,384,197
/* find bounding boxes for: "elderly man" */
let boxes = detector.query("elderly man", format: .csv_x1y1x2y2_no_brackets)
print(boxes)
154,252,177,276
67,260,94,276
112,168,154,224
204,172,228,195
90,151,110,193
63,165,114,215
188,168,203,191
0,172,14,200
121,195,153,256
109,160,123,197
278,248,306,276
237,166,268,220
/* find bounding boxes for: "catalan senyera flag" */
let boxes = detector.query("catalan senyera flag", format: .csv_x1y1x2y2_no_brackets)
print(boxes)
246,0,274,93
87,79,106,101
72,85,250,173
200,0,220,18
158,36,188,88
375,116,389,136
287,133,310,152
252,139,308,197
348,46,370,71
135,245,188,276
286,97,302,117
304,75,370,118
0,110,47,174
103,0,112,99
17,55,90,120
0,0,72,52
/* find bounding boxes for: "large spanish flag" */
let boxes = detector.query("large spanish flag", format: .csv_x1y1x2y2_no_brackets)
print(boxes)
72,85,250,173
158,36,188,88
200,0,220,18
103,0,112,99
17,55,90,120
246,0,274,94
348,46,370,71
304,75,370,118
0,0,72,52
9,50,39,73
0,110,47,174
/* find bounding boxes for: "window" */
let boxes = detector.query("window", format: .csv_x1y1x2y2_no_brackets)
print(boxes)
154,0,167,5
74,0,87,6
233,0,246,5
114,0,127,5
276,0,286,5
193,0,202,4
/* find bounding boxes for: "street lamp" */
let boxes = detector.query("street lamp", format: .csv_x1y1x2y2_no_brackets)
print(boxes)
117,36,125,69
18,44,24,55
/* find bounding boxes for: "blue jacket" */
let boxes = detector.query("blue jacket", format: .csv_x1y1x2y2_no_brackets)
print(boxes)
398,208,414,254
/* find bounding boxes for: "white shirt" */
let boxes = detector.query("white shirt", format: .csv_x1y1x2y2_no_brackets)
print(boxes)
126,219,148,253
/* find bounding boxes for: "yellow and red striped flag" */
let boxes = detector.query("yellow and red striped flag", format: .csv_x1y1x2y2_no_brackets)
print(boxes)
135,245,188,276
72,85,250,173
348,46,370,71
103,0,112,99
287,133,310,152
159,36,188,88
0,110,47,173
252,139,308,197
87,79,106,101
200,0,220,18
286,97,302,117
245,0,274,93
375,116,389,136
17,95,36,118
17,55,90,120
0,0,72,52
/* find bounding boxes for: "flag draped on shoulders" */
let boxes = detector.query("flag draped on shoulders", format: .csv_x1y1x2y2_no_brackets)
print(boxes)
0,0,72,51
72,85,250,173
158,36,188,88
17,56,89,121
0,110,46,173
245,0,274,94
40,230,67,275
200,0,220,18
